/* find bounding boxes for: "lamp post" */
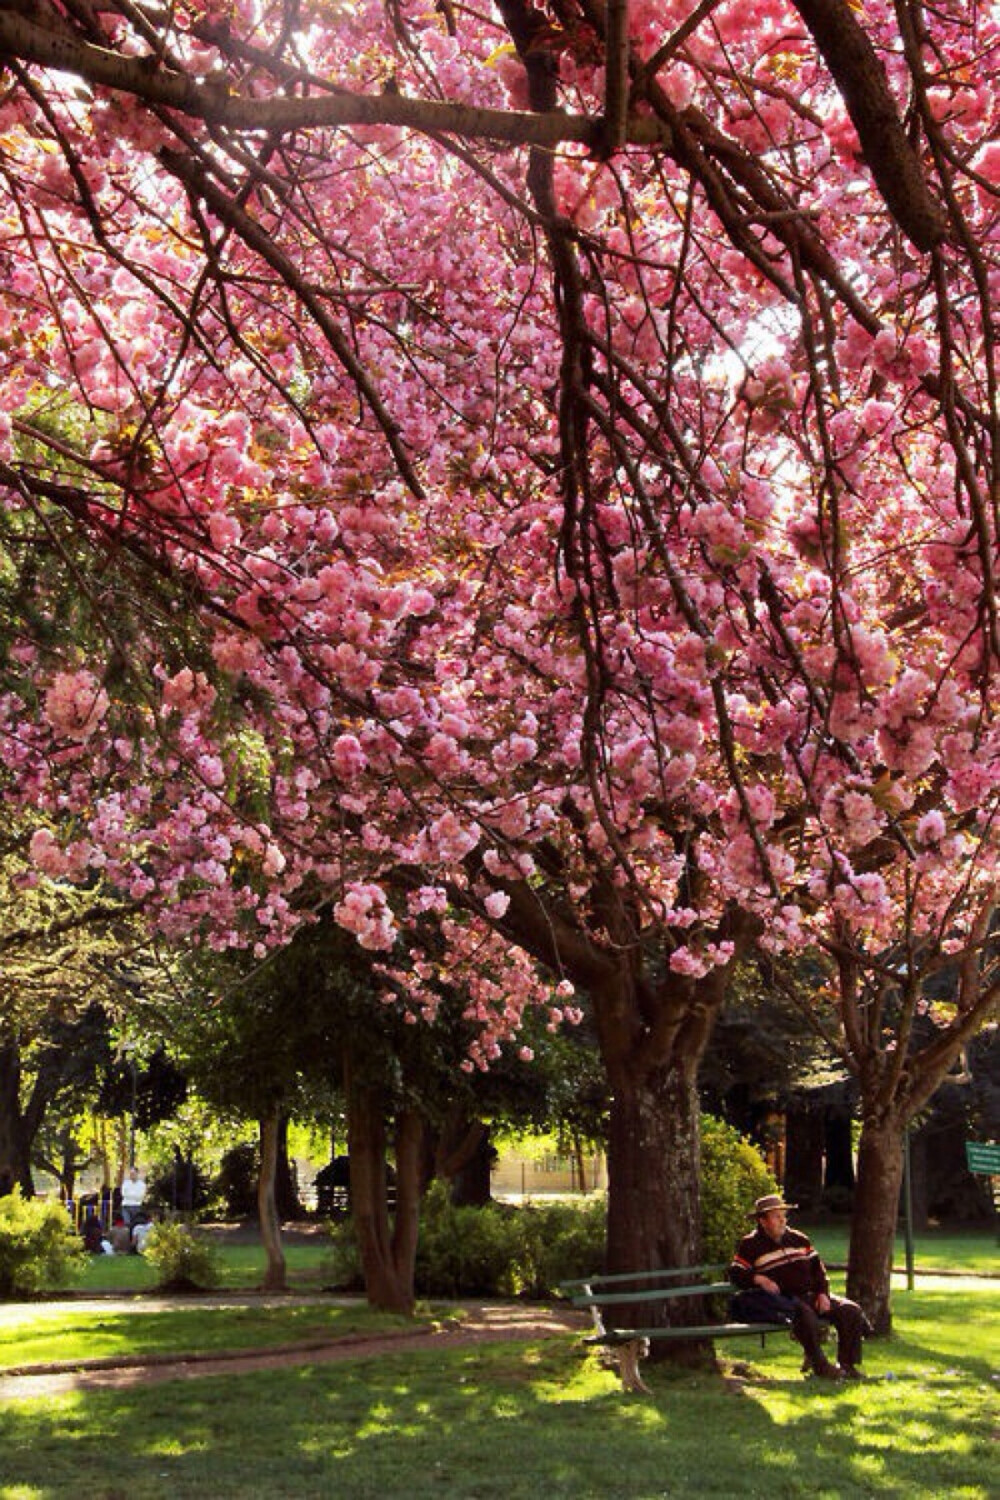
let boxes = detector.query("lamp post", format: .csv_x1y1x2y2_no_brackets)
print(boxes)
122,1043,138,1171
902,1126,915,1292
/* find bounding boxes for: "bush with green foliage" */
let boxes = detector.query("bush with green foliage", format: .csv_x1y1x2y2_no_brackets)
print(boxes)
213,1143,259,1220
325,1182,606,1299
325,1118,774,1301
699,1113,777,1265
145,1158,213,1219
143,1221,222,1291
0,1189,85,1297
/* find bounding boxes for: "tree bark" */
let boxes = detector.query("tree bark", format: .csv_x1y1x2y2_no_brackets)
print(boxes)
583,947,739,1367
274,1114,302,1222
390,1105,425,1299
0,1042,33,1194
605,1061,702,1274
434,1107,491,1204
573,1136,589,1194
449,1128,495,1207
603,1055,716,1366
846,1112,904,1334
344,1051,416,1314
257,1109,288,1292
491,884,752,1365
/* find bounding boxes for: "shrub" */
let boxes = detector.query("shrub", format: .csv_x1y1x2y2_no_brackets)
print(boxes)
143,1221,222,1291
145,1158,213,1219
319,1219,358,1290
414,1183,606,1298
414,1182,519,1296
324,1123,772,1304
213,1143,259,1220
503,1197,607,1297
323,1183,605,1300
700,1113,777,1266
0,1189,85,1298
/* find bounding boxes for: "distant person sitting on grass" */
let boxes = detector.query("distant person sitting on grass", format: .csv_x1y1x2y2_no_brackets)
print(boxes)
109,1216,131,1254
729,1194,867,1381
81,1212,112,1256
131,1215,153,1254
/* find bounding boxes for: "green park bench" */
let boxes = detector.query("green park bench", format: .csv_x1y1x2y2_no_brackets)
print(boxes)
559,1263,794,1391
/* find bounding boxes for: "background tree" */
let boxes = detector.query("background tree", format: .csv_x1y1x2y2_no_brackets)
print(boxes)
0,835,159,1192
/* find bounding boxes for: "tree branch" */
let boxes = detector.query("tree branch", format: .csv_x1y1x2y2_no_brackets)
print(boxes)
0,11,672,149
790,0,947,251
158,148,426,501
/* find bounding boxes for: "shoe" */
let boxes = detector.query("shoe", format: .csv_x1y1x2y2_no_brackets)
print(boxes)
811,1359,843,1381
839,1365,864,1380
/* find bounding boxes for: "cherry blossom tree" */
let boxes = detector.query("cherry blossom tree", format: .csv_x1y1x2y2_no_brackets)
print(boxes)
1,1,999,1334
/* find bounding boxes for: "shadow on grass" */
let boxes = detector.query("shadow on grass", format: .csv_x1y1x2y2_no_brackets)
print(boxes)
1,1326,995,1500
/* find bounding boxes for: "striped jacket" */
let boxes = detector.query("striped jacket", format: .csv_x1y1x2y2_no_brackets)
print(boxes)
729,1225,830,1300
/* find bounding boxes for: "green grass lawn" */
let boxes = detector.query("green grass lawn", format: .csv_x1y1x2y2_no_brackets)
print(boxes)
66,1220,997,1298
0,1287,996,1499
800,1222,998,1277
71,1231,333,1294
0,1301,419,1369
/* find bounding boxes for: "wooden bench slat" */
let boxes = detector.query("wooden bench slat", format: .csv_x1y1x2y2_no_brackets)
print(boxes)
561,1267,796,1368
559,1264,726,1293
589,1321,791,1345
568,1281,732,1308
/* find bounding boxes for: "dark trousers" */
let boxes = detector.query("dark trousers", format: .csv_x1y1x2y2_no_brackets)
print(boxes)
731,1289,865,1370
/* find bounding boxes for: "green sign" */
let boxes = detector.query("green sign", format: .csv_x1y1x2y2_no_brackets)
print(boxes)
965,1142,1000,1174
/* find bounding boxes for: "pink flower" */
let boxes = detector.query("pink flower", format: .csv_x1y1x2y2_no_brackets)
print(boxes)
669,946,711,978
208,512,242,551
43,671,109,741
334,883,397,951
332,733,368,780
29,828,69,877
915,810,946,845
484,890,510,919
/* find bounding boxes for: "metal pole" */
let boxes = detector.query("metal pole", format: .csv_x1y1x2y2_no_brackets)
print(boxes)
902,1127,915,1291
129,1057,138,1170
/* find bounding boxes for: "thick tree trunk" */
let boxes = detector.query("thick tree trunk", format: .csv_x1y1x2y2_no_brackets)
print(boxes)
345,1053,415,1314
449,1128,495,1207
606,1062,702,1273
604,1057,715,1366
846,1113,904,1333
497,887,752,1369
0,1043,33,1193
390,1106,425,1296
257,1110,288,1292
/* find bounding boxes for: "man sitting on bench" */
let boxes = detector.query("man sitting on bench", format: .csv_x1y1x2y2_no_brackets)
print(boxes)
729,1194,866,1381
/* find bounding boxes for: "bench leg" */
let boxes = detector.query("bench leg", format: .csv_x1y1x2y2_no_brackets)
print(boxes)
616,1338,651,1394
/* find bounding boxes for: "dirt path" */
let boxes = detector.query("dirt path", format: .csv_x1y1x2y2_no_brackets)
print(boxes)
0,1300,588,1403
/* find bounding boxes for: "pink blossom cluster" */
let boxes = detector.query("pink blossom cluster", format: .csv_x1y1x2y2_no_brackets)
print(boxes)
0,0,997,1065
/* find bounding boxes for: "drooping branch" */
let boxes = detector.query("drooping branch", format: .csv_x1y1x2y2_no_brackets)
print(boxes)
159,148,426,501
